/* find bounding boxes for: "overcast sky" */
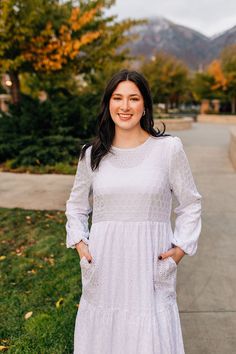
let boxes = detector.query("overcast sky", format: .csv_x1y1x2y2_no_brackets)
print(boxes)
105,0,236,37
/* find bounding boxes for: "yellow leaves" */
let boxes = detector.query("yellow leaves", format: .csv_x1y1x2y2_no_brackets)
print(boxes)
207,59,228,90
44,256,55,266
24,311,33,320
73,39,82,51
0,339,10,351
71,7,99,32
63,42,73,56
0,256,6,261
27,269,37,274
55,297,64,308
25,215,32,225
15,245,26,256
45,213,57,220
0,345,9,351
70,7,81,23
59,24,68,35
23,5,102,72
80,31,100,46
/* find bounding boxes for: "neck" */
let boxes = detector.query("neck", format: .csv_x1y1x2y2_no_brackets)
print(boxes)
112,128,150,148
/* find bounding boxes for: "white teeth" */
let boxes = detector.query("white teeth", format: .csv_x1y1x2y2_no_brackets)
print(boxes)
119,114,132,118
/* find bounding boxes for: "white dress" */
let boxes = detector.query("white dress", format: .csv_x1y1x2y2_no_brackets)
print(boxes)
65,135,202,354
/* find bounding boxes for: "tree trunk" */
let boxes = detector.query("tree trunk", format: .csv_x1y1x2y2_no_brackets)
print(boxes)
9,71,21,105
231,97,236,114
165,101,169,113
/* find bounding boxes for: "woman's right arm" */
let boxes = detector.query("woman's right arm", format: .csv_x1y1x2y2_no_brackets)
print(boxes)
65,146,93,257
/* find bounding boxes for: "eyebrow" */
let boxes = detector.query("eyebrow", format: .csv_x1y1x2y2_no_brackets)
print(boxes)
112,93,141,97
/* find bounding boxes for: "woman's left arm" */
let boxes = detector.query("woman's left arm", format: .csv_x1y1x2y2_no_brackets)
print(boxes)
159,136,202,264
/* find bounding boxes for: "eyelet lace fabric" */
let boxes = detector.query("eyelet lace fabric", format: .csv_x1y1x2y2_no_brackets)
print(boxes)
106,135,153,168
65,135,202,354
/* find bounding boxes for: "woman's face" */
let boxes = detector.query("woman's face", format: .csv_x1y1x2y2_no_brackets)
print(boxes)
109,80,145,131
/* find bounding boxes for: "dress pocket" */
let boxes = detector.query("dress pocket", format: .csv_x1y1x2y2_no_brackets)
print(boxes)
153,256,177,309
80,256,99,301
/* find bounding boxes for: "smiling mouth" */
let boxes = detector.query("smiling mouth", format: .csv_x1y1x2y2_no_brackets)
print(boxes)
118,113,133,120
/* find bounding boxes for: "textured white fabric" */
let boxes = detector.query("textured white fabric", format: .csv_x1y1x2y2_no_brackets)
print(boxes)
65,135,202,354
65,145,93,248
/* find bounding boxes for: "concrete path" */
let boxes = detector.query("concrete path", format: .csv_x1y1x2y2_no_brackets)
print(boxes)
0,171,73,210
0,122,236,353
171,123,236,354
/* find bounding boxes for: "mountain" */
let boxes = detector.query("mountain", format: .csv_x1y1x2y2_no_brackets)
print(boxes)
126,17,236,70
210,25,236,60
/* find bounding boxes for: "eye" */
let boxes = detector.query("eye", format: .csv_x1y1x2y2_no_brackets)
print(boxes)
130,98,139,101
113,97,121,100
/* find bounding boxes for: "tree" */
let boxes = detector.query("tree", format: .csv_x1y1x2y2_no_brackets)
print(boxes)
221,45,236,113
141,52,189,112
0,0,102,104
192,72,215,101
0,0,142,105
192,48,236,113
192,60,227,102
207,59,227,91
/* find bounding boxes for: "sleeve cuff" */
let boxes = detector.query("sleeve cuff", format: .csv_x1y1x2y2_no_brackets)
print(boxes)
171,240,198,256
66,234,90,249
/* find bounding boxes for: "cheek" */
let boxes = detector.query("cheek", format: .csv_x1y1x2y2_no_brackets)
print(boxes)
109,101,118,115
132,102,144,114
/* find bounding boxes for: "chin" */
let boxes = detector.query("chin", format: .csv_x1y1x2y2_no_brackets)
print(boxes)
115,121,140,130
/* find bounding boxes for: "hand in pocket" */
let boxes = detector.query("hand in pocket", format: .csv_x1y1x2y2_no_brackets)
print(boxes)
158,244,185,265
75,240,93,263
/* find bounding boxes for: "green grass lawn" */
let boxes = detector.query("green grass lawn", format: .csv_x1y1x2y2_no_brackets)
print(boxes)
0,208,84,353
0,161,77,175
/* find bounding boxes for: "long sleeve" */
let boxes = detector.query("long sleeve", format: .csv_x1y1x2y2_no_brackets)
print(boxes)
65,146,93,249
169,137,202,256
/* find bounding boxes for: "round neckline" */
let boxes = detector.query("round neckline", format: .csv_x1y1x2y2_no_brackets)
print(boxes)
111,135,152,151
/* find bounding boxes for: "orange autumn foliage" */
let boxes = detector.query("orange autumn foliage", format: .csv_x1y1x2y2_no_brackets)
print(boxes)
207,59,228,90
23,6,101,72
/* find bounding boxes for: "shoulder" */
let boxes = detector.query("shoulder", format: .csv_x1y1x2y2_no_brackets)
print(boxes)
170,136,183,149
81,144,92,159
150,135,183,149
150,136,185,162
80,144,93,174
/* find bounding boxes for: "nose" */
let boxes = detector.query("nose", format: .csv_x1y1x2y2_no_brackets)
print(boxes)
120,98,130,111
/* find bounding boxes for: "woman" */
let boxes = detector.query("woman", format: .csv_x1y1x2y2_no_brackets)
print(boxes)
65,69,202,354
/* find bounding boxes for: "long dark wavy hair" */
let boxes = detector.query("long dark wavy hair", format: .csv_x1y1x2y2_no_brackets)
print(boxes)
80,69,170,170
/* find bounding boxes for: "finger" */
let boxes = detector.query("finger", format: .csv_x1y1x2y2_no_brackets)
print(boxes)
85,252,93,263
158,249,174,260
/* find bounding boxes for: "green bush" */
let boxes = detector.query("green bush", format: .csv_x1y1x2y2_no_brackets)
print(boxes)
0,135,82,166
0,91,100,165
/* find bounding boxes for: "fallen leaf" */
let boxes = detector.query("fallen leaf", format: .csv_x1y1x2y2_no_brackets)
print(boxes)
45,213,56,220
27,269,37,274
24,311,33,319
56,297,64,308
43,256,55,266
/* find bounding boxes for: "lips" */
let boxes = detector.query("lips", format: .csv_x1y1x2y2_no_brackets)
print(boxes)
118,113,133,120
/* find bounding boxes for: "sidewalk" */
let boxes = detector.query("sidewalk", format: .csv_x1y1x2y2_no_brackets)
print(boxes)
171,123,236,354
0,122,236,353
0,171,73,210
